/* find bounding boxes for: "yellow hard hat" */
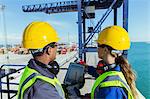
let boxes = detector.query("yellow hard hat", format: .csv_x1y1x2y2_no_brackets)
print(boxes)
22,21,60,49
96,25,130,50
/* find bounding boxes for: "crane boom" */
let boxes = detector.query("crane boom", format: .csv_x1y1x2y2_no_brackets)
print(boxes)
22,0,123,14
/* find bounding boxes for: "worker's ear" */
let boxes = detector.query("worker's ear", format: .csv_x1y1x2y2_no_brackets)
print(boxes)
104,47,109,53
45,47,52,55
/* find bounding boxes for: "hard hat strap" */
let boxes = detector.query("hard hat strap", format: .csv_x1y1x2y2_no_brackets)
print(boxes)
111,50,123,57
30,48,43,55
30,42,57,55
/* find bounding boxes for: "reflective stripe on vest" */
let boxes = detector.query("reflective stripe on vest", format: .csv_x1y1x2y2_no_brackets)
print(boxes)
91,71,134,99
17,66,65,99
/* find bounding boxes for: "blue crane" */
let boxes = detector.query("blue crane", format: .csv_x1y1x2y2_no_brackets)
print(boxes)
22,0,128,61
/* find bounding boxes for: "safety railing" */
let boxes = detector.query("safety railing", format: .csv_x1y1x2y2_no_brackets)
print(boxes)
0,64,25,99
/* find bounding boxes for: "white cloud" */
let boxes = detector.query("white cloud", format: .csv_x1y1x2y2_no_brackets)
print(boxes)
46,19,78,43
46,20,69,28
0,34,22,44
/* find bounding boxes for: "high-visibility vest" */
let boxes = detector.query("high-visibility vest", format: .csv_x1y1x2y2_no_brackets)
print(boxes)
17,66,65,99
91,71,134,99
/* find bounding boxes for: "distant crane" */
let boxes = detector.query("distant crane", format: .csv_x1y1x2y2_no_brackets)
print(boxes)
22,0,128,61
0,5,9,63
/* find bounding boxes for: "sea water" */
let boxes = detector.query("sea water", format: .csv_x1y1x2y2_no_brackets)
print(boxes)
128,42,150,98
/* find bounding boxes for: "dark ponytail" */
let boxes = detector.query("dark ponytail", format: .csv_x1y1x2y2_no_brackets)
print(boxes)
115,56,138,98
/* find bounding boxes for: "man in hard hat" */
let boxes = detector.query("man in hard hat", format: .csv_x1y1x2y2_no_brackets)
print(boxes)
17,21,65,99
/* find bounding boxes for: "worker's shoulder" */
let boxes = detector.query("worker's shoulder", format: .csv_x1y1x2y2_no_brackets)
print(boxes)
24,79,62,99
95,87,127,98
25,79,55,94
34,79,55,88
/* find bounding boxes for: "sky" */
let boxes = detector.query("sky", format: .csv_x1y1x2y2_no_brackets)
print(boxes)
0,0,150,45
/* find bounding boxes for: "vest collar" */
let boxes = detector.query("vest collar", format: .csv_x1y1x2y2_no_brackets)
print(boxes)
27,59,55,79
103,64,121,72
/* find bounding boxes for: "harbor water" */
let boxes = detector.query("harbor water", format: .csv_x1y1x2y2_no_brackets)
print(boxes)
128,42,150,98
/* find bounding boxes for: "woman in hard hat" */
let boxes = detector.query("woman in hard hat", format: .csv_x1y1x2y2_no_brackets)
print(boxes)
90,26,138,99
17,21,65,99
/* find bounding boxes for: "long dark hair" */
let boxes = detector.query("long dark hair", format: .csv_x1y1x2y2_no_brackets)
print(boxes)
102,44,138,98
115,55,138,98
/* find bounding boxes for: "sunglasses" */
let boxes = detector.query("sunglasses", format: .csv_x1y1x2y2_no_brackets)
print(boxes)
46,42,58,48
